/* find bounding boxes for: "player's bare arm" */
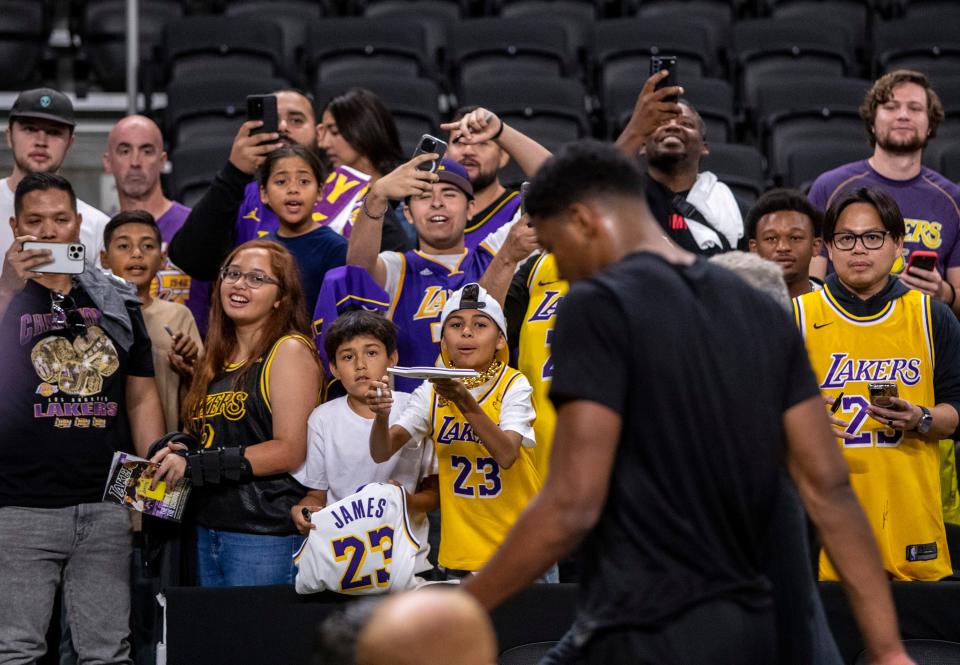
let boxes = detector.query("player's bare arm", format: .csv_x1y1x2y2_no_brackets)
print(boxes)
463,399,621,609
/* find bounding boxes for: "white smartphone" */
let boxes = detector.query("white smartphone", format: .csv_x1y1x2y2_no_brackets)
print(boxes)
22,241,85,274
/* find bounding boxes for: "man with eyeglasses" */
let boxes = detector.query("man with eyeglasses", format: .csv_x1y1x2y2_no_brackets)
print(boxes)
794,187,960,582
0,172,164,663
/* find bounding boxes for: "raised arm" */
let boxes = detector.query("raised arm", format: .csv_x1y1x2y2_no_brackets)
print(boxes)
168,120,282,280
479,222,538,304
441,108,552,177
614,70,683,157
785,395,913,665
366,376,418,462
347,154,439,288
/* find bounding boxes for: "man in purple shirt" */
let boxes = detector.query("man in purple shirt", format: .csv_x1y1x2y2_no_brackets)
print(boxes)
808,70,960,316
103,115,210,332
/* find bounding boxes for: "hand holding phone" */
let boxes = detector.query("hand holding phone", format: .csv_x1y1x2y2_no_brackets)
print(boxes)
650,55,680,103
247,94,279,141
21,242,84,274
412,134,447,173
907,250,938,274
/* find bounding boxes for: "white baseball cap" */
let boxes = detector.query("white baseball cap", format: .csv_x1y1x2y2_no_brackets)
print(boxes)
439,283,507,342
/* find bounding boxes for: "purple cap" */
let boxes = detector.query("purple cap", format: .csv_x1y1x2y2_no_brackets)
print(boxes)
436,159,474,199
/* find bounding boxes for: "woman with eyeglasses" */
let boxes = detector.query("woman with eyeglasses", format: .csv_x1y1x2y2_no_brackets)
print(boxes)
153,239,322,586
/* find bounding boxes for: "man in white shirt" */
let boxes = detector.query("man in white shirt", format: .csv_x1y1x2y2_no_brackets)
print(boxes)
1,88,109,265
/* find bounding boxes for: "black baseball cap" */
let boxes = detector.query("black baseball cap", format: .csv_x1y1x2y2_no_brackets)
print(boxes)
10,88,75,128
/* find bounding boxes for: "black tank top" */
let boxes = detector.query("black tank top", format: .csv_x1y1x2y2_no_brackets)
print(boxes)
191,334,314,535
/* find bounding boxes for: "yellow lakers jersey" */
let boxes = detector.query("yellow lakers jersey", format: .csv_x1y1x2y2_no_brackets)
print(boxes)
429,363,542,570
517,253,568,479
794,287,950,581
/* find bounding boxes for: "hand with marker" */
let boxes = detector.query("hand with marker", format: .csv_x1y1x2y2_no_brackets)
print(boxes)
824,392,856,440
366,376,394,417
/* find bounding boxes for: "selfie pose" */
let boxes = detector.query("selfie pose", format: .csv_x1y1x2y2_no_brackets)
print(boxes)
153,240,322,587
795,187,960,581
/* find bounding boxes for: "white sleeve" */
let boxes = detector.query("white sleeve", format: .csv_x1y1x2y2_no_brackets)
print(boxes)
379,251,403,306
499,373,536,448
291,410,329,490
477,215,518,255
393,381,435,443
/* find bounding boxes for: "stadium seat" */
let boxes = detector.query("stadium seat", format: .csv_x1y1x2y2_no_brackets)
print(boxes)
359,0,470,17
782,137,870,190
0,0,51,89
854,639,960,665
593,17,720,96
224,1,324,83
633,0,733,69
499,641,559,664
767,1,868,65
450,18,572,90
169,141,234,208
604,77,735,142
935,142,960,183
699,143,767,204
499,2,595,76
874,16,960,78
733,19,857,110
307,18,436,85
314,75,443,154
753,77,870,179
162,16,283,84
164,75,290,148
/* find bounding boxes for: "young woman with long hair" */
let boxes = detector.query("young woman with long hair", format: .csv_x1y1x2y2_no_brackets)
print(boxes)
153,239,322,586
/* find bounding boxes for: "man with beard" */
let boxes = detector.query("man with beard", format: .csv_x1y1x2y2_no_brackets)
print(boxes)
443,106,551,250
0,88,109,265
809,70,960,316
103,115,209,331
616,74,744,256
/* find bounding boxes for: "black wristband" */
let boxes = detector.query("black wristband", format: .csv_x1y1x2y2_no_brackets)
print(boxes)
491,117,505,141
184,446,254,487
947,281,957,308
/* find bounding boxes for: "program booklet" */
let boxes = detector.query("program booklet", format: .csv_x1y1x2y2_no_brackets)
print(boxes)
102,451,191,522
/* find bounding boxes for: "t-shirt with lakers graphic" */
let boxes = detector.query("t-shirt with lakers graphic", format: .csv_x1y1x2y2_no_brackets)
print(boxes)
505,252,567,479
395,363,539,571
378,221,513,392
190,334,319,536
794,274,960,581
808,160,960,274
0,280,154,508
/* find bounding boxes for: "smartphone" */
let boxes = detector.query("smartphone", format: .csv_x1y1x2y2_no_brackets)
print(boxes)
868,382,899,407
412,134,447,172
247,94,278,139
650,55,679,103
907,250,938,273
520,181,530,217
22,241,85,274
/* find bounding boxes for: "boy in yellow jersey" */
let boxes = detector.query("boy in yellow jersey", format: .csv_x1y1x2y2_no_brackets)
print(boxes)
366,283,543,578
794,187,960,581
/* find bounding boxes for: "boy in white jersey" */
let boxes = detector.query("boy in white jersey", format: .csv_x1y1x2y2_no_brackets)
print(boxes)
367,283,542,577
290,311,438,573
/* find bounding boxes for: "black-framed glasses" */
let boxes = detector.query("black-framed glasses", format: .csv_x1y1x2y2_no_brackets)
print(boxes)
219,268,280,289
50,291,87,337
831,230,891,251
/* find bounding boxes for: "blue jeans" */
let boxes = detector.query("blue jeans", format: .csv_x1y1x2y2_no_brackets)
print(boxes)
196,527,303,587
0,503,133,665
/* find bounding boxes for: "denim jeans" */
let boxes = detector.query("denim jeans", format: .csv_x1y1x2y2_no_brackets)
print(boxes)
196,527,303,587
0,503,133,665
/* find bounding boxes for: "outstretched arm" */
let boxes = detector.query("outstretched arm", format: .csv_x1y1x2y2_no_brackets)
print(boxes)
441,108,552,178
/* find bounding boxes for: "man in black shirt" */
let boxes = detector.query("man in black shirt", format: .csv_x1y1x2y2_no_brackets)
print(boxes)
462,142,913,665
0,173,164,663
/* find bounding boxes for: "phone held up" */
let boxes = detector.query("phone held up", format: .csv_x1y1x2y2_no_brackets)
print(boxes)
907,250,938,274
520,181,531,220
22,242,85,274
650,55,679,103
247,94,278,141
413,134,447,173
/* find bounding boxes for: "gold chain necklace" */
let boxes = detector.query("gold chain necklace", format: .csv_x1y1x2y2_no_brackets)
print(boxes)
438,359,503,406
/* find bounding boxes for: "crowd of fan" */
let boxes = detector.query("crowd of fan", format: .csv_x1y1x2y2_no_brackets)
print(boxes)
1,64,959,664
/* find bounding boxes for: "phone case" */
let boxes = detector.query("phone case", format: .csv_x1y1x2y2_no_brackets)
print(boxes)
22,242,85,274
413,135,447,172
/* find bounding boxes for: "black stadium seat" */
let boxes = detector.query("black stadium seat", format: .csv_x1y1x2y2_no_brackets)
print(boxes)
169,141,234,208
450,18,572,90
498,2,595,75
307,18,436,86
164,75,290,149
224,1,324,83
875,15,960,78
733,18,857,109
0,0,51,89
162,16,284,84
699,143,767,205
783,137,869,190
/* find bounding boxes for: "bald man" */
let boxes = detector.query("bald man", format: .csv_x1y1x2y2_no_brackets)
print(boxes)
356,589,497,665
103,115,209,330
